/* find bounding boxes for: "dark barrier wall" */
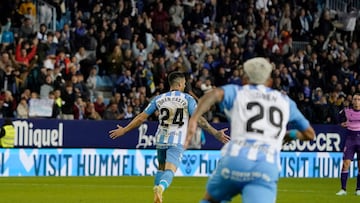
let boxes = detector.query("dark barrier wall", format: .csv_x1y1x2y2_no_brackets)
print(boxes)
0,119,348,151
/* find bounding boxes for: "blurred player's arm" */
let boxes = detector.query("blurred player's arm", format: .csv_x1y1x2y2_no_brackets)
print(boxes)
283,99,316,143
283,127,315,143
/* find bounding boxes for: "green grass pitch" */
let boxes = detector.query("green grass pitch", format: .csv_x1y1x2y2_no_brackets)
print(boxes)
0,176,358,203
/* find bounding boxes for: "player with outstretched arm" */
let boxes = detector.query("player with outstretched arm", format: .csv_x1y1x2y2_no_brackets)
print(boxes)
109,71,230,203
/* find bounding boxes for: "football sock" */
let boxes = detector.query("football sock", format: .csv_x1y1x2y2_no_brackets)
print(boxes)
199,200,211,203
357,173,360,190
341,171,349,190
154,170,164,185
159,169,174,191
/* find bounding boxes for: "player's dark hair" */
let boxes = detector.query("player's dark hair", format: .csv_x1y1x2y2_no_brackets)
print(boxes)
168,71,185,86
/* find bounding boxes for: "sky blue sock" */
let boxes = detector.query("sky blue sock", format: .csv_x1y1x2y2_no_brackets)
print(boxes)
154,170,164,185
199,200,210,203
159,169,174,191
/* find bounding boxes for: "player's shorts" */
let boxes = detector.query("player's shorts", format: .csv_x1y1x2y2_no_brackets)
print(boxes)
157,144,184,168
343,130,360,160
206,153,278,203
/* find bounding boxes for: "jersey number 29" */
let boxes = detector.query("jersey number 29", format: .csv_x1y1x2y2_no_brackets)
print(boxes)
246,102,283,137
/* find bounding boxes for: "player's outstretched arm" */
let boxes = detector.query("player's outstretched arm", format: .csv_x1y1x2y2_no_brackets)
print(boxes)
109,112,149,139
197,116,230,143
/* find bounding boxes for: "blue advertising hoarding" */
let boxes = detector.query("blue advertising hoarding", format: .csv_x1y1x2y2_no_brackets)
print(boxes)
0,119,348,151
0,148,357,178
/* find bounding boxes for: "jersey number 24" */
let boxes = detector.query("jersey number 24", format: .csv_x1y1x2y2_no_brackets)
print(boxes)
159,108,184,127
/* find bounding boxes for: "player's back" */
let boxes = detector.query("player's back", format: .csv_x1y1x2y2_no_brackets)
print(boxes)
220,84,291,163
153,91,196,147
227,84,290,146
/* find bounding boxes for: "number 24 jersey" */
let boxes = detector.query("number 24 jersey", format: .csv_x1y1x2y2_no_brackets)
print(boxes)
144,91,197,147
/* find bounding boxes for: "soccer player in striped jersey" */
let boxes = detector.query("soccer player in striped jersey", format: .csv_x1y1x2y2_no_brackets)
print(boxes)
336,93,360,196
185,57,315,203
109,71,230,203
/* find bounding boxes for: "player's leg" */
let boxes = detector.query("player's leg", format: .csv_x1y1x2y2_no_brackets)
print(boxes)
336,159,351,195
158,146,183,191
242,182,277,203
200,157,238,203
356,148,360,195
154,148,166,203
155,148,166,185
154,146,183,203
241,158,278,203
336,140,355,195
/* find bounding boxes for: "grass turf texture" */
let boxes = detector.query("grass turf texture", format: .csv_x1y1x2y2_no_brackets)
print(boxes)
0,176,358,203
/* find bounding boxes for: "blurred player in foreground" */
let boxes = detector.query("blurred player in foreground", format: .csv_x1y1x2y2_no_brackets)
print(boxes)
185,57,315,203
336,93,360,196
109,71,230,203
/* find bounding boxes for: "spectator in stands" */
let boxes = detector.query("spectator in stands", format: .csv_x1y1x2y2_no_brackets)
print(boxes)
72,19,87,51
0,18,14,46
37,32,58,63
84,101,102,120
18,17,35,39
169,0,184,29
107,45,123,83
2,0,360,126
37,23,48,42
1,90,16,118
0,52,14,71
118,17,132,50
0,118,15,148
61,82,76,120
59,23,72,53
111,92,126,114
73,96,85,120
74,46,90,64
0,65,16,95
93,94,106,117
123,105,134,120
15,38,38,69
50,90,62,119
40,75,54,99
18,0,36,20
16,97,29,119
150,2,170,34
103,101,124,120
115,69,134,96
85,66,98,100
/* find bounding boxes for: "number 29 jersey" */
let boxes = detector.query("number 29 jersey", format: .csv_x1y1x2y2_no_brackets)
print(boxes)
219,84,310,152
144,91,197,147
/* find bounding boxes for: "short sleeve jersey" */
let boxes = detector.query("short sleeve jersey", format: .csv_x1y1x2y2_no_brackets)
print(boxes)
219,84,310,151
144,91,197,147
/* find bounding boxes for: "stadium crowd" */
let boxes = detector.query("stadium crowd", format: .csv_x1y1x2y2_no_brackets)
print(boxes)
0,0,360,124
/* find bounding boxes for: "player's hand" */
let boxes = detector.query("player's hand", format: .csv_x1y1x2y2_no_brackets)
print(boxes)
184,118,198,149
282,134,293,144
215,128,230,144
340,122,347,128
109,125,125,139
